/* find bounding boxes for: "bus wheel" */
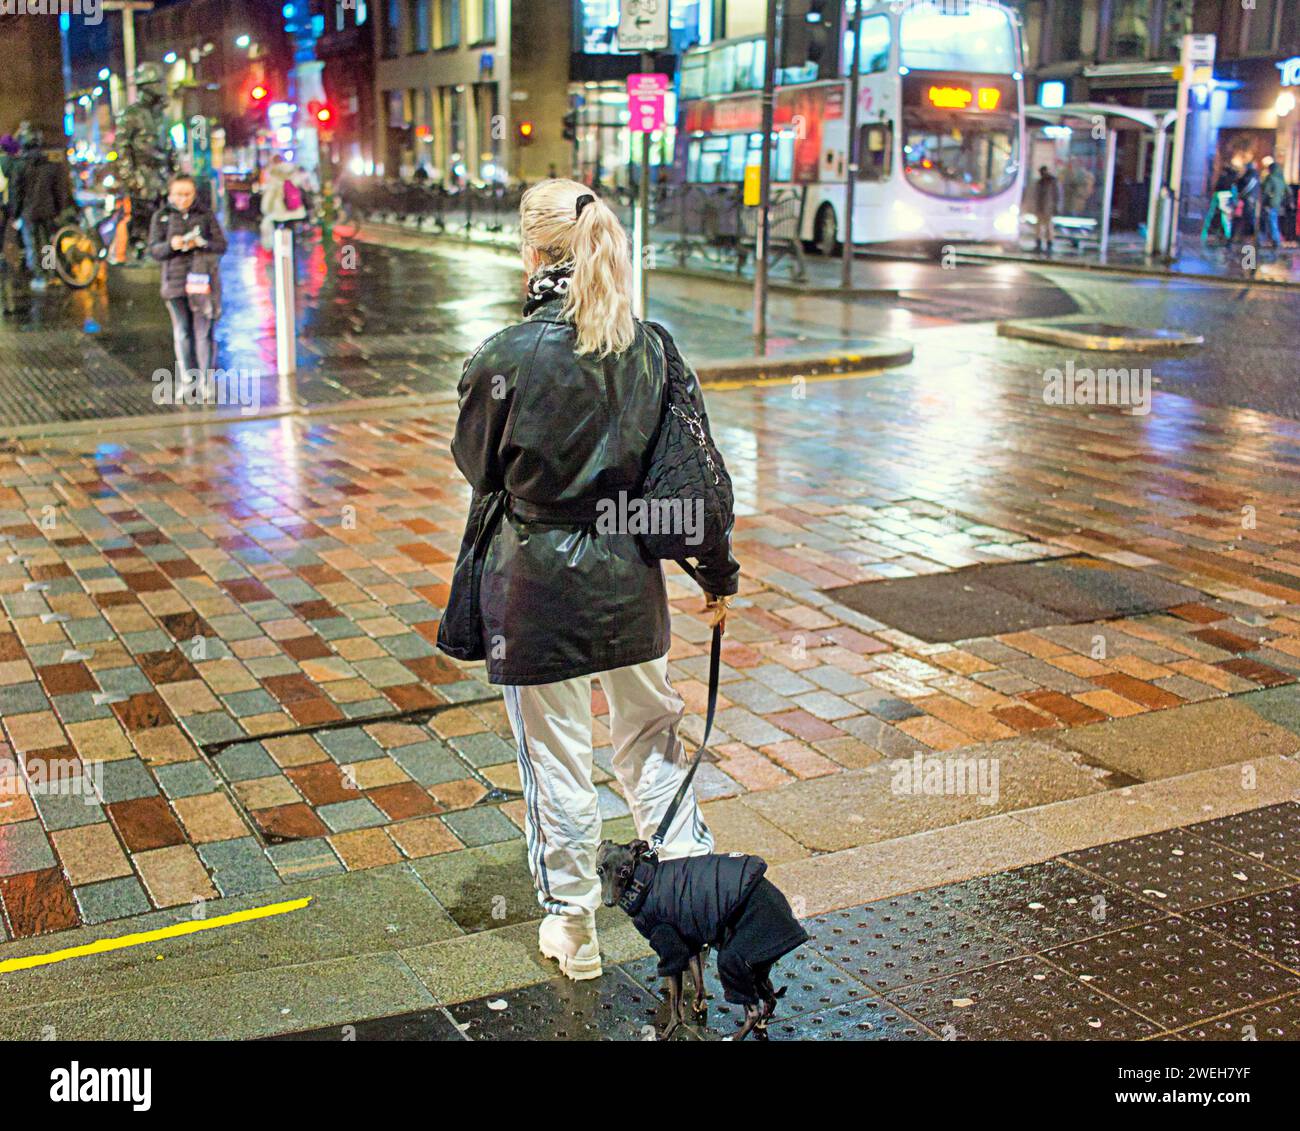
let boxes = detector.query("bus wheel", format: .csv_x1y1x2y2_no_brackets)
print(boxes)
813,204,839,257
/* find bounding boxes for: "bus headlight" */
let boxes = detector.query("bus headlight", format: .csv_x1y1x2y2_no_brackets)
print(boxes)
892,201,925,233
994,205,1020,235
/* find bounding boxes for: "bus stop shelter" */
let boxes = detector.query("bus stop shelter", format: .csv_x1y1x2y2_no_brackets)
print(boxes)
1025,103,1179,260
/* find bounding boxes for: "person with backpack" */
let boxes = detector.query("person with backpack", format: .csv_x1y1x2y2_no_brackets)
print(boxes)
259,157,308,250
436,178,739,982
11,134,73,290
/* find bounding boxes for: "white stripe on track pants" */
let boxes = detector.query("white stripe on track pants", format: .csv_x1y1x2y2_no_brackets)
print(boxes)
502,655,714,918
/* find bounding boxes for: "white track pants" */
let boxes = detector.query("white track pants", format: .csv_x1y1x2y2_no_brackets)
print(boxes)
502,656,714,918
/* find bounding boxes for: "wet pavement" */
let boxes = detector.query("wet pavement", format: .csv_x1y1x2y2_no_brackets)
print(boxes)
974,230,1300,286
277,803,1300,1041
0,221,1298,1041
0,227,901,432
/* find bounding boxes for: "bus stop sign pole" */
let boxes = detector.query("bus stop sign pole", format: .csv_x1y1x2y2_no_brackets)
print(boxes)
841,0,864,288
754,0,781,351
619,2,669,319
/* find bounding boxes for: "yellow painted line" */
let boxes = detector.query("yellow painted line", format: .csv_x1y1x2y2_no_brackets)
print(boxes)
0,897,312,975
704,368,897,391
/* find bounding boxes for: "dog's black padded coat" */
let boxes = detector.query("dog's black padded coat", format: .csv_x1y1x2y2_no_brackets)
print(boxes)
622,853,809,1005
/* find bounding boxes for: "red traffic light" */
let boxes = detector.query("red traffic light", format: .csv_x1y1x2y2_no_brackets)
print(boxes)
250,84,268,102
518,120,534,143
308,99,333,124
316,106,333,124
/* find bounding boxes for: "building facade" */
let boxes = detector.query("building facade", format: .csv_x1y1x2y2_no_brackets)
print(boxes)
0,11,70,143
311,0,378,177
372,0,569,183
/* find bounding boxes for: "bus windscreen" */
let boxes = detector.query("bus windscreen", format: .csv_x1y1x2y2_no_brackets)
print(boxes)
900,72,1021,199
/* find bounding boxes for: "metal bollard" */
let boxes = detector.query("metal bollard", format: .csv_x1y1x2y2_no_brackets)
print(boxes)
273,224,296,376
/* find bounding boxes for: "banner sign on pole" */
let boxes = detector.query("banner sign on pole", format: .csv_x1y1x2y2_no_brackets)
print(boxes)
617,0,670,53
627,73,669,133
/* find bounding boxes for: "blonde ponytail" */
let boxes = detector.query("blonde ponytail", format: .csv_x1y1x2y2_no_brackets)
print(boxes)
519,179,635,358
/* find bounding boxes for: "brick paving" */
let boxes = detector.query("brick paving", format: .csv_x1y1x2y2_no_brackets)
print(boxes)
1,346,1300,941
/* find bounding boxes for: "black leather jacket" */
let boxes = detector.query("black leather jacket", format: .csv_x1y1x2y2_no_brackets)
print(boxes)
446,310,739,686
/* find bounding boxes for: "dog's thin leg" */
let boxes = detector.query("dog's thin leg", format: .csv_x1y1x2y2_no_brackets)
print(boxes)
730,1003,763,1042
688,953,707,1018
659,974,685,1041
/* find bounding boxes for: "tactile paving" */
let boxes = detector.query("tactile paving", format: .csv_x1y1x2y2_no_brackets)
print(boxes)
1182,803,1300,880
1176,992,1300,1041
935,860,1170,949
268,1007,466,1042
761,998,935,1040
1062,827,1294,912
622,942,869,1037
1041,919,1300,1030
886,955,1159,1040
1182,885,1300,972
804,890,1026,992
448,968,687,1041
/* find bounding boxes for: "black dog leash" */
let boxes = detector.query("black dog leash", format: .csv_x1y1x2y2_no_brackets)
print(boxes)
647,620,722,858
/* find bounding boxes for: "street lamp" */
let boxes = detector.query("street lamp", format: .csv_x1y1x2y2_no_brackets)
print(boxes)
164,51,177,63
98,67,111,80
236,34,251,48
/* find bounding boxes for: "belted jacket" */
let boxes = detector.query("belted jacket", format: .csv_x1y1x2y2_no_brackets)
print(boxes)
438,309,739,686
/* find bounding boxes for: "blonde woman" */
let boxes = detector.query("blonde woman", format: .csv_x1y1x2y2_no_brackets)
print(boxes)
438,179,739,980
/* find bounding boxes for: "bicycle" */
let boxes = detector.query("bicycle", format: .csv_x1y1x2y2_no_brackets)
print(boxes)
50,203,127,289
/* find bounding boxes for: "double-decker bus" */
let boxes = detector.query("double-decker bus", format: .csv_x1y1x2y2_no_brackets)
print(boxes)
676,0,1026,250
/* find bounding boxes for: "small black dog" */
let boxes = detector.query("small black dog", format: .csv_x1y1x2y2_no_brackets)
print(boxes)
598,839,808,1040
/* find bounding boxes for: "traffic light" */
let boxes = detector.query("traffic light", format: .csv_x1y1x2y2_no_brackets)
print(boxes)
308,99,333,125
250,83,269,104
517,120,535,146
562,110,577,142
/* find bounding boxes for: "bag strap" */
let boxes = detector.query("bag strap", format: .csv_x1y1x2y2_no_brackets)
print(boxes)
648,621,721,856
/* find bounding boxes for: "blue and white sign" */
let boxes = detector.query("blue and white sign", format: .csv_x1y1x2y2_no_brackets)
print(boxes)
1278,57,1300,87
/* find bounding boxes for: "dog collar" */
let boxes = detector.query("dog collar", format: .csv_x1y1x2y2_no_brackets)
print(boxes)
617,858,657,915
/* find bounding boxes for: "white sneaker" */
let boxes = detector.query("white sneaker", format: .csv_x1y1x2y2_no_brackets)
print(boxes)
538,913,602,981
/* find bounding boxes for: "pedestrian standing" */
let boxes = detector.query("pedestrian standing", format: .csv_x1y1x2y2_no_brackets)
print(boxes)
1033,165,1059,255
259,158,308,250
1260,156,1287,250
1201,165,1236,245
11,134,72,290
148,174,227,380
1233,160,1261,243
437,179,740,981
0,134,17,230
0,134,18,313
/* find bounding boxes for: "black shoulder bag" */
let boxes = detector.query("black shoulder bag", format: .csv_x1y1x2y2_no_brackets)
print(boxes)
638,322,734,589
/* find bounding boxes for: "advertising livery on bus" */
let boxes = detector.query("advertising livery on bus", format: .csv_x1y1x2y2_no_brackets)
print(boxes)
677,0,1027,250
